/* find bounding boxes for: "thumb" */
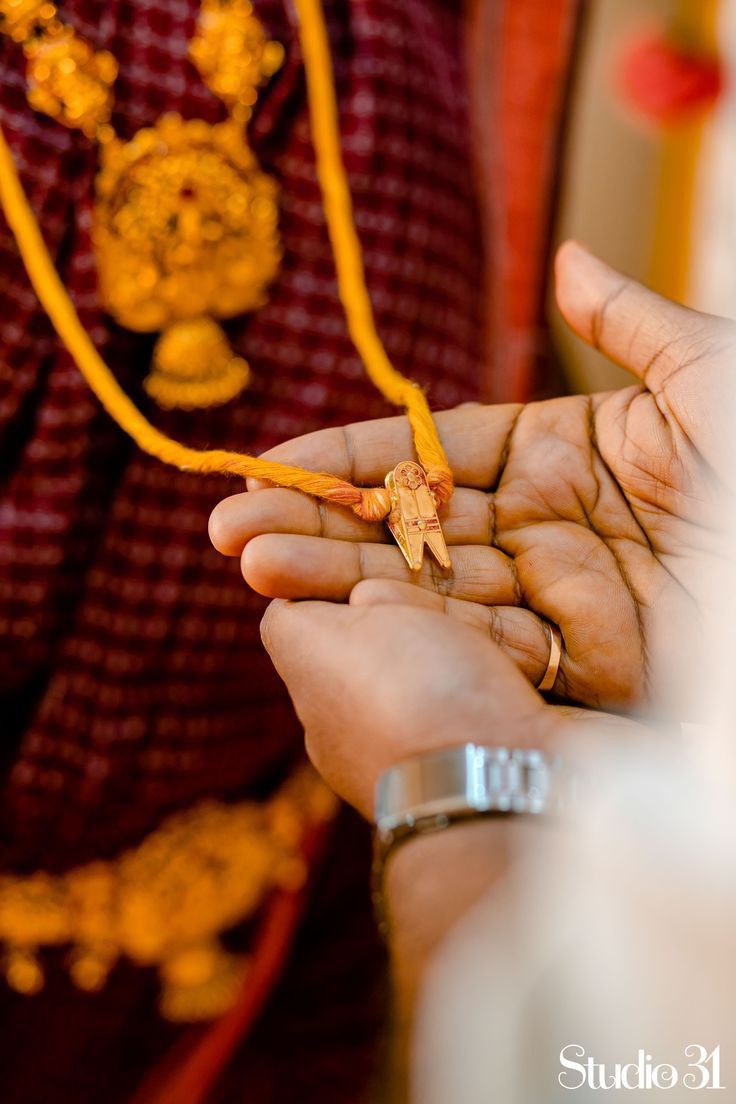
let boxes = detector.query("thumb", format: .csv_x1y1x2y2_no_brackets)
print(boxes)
554,240,711,387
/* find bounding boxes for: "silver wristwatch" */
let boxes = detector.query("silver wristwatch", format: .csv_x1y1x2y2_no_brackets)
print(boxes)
372,743,565,932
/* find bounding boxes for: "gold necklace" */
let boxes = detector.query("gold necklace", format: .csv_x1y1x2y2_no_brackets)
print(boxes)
0,0,456,569
0,764,336,1021
1,0,284,410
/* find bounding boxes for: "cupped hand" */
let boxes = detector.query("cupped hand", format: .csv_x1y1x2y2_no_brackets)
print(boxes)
210,243,733,712
259,596,648,817
259,597,562,817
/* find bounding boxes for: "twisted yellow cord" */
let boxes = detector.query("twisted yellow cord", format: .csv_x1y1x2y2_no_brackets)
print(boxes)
0,0,453,521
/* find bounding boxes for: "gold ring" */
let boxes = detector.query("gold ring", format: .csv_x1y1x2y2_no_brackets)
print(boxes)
536,622,562,692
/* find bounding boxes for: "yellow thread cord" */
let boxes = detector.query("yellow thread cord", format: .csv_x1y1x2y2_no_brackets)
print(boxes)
294,0,452,497
0,0,453,520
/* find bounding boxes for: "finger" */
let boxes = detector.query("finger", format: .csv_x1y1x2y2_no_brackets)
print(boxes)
555,240,716,387
349,579,560,689
242,533,521,604
245,402,522,492
550,703,654,736
209,485,494,556
260,599,546,723
210,487,381,554
259,599,556,817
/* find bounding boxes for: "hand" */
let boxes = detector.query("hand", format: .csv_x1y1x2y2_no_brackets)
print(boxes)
258,593,645,1004
259,598,569,1065
259,596,559,818
210,243,733,711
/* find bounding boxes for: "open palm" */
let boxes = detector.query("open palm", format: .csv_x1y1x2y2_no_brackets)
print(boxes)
209,244,733,712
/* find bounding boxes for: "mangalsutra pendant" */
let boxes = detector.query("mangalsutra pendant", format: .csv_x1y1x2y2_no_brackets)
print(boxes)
385,461,451,572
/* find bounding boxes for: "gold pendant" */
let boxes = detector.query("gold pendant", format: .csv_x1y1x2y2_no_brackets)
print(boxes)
385,461,451,572
93,113,281,409
2,0,285,411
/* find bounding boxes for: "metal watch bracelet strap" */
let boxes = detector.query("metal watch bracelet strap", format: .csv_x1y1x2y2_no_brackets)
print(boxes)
371,744,565,934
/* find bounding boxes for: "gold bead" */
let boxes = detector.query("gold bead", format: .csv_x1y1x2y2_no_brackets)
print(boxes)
23,24,116,135
68,944,114,992
189,0,284,110
4,948,44,995
0,0,56,43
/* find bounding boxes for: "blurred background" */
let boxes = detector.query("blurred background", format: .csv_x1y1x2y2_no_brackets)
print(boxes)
550,0,728,391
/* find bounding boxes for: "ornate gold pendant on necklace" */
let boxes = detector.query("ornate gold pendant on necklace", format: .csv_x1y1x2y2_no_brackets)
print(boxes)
0,0,456,570
0,0,284,409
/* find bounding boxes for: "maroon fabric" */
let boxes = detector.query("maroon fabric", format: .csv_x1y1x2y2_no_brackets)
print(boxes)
0,0,484,1100
0,0,484,863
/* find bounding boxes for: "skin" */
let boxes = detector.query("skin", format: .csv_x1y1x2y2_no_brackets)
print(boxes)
258,597,559,817
210,242,733,712
255,592,647,1091
256,595,643,818
206,244,727,1088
